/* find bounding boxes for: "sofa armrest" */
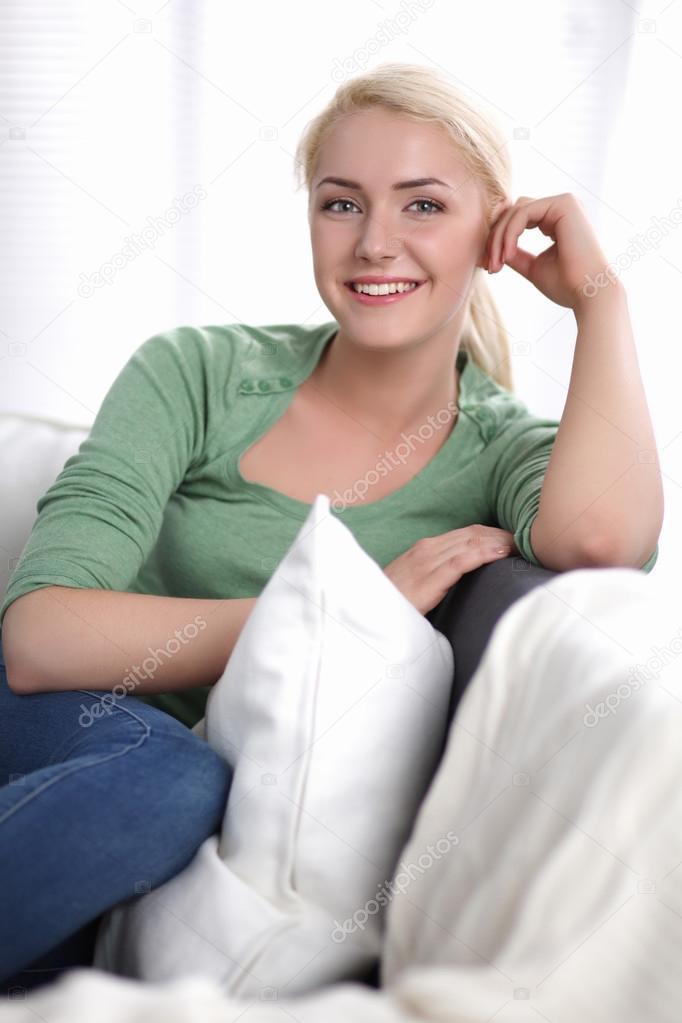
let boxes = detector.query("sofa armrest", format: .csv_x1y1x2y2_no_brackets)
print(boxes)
426,556,561,727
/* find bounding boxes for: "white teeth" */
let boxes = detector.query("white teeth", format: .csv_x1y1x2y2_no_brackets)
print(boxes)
351,281,419,296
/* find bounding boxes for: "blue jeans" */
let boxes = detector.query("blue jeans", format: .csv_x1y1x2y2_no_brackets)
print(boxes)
0,635,233,993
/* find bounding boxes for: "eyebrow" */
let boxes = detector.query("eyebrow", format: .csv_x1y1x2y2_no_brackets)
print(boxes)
314,175,453,192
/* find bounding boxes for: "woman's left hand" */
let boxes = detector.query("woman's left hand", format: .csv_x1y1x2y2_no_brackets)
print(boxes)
483,193,613,312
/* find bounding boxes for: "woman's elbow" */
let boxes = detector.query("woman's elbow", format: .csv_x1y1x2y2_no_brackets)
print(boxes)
574,529,658,571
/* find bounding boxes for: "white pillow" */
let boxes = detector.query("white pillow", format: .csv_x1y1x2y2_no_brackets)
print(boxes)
93,493,454,997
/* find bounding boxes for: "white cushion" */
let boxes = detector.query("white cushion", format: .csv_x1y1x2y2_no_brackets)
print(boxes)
93,493,454,996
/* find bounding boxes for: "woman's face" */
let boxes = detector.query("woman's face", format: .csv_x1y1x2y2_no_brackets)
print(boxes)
308,106,492,348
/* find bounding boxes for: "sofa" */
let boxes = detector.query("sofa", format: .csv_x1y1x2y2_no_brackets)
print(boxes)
4,411,681,1023
0,410,560,995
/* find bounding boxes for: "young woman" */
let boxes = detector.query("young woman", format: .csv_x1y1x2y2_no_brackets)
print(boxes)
0,62,662,992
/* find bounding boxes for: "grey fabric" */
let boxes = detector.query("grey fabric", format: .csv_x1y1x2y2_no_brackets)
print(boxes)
426,556,561,729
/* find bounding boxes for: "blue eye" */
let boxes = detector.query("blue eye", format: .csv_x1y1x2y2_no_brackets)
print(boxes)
321,199,358,214
408,199,444,215
320,197,444,216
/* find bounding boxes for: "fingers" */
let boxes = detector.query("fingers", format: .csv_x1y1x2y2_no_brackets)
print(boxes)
429,525,515,551
430,535,511,573
486,197,535,273
484,200,514,271
489,206,519,272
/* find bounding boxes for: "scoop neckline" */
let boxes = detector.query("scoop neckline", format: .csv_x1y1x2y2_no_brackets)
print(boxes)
233,322,474,520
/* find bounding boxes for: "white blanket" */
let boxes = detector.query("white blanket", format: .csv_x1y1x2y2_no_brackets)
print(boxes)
5,566,682,1023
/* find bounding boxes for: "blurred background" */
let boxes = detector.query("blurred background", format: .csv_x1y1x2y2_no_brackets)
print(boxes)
0,0,679,593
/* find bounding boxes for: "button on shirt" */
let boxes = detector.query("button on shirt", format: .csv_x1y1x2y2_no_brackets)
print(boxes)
0,320,659,728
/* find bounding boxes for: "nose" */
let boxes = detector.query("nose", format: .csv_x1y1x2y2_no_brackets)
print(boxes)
354,210,403,263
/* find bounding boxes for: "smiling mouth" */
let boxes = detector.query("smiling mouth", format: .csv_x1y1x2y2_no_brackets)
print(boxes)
347,280,427,292
343,280,427,303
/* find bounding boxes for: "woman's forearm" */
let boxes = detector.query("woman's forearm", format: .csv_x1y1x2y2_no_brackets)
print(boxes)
530,282,663,569
3,586,258,695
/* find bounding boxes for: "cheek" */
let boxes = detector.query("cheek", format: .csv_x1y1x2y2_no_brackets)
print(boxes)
415,228,474,279
310,220,344,264
309,219,324,251
428,222,482,268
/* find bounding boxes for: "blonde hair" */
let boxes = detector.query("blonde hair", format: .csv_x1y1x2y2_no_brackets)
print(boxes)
293,62,515,391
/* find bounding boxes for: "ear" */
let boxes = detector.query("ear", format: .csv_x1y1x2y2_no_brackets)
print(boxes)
476,217,495,271
475,244,489,272
494,195,514,215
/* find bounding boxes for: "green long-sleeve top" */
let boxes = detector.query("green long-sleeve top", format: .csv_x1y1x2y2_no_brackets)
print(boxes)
0,320,658,727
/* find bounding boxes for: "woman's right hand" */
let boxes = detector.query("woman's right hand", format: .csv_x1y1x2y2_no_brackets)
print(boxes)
382,524,519,616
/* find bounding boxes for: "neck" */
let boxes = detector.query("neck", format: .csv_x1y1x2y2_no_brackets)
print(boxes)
309,323,463,440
